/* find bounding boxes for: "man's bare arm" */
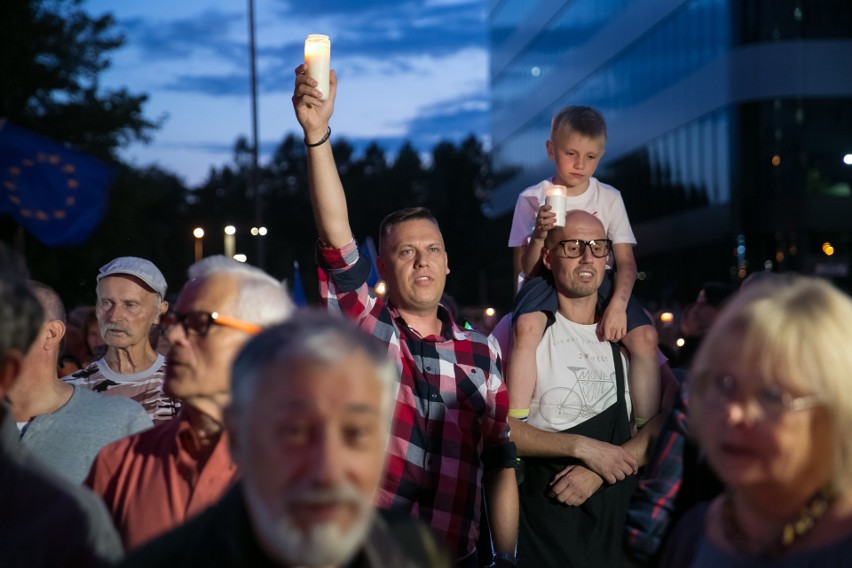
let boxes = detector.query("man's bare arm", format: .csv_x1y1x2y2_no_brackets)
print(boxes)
514,205,556,280
484,467,518,565
548,411,665,505
292,64,352,248
509,417,637,484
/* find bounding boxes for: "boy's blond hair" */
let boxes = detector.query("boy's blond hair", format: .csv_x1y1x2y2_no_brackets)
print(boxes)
550,106,607,144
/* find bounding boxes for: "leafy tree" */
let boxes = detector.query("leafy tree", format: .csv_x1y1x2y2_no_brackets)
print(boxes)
1,1,181,309
1,0,158,160
185,132,517,310
258,134,314,285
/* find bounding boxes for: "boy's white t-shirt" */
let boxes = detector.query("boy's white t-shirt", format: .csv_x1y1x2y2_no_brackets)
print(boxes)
508,177,636,247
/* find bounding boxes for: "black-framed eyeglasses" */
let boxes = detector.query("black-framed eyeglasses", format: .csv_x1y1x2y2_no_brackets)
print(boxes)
161,311,261,337
557,239,612,258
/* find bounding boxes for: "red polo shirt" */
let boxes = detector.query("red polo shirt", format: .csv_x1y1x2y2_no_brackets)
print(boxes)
84,408,238,550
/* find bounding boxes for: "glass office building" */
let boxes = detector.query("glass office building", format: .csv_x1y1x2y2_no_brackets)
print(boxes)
487,0,852,302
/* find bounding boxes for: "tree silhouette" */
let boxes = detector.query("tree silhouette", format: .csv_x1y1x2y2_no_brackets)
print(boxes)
0,0,159,160
182,133,517,309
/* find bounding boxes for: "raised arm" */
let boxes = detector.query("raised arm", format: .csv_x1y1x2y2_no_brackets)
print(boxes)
292,64,352,248
514,204,557,280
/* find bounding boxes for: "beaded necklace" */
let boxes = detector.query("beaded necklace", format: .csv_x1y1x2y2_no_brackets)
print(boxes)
722,487,834,558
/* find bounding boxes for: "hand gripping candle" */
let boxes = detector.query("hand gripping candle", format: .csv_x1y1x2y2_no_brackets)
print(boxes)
545,185,568,227
304,34,331,100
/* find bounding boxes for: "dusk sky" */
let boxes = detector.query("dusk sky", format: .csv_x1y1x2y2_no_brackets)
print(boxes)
85,0,490,186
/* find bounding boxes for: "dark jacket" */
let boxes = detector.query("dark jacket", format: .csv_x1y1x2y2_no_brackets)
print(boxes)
121,482,450,568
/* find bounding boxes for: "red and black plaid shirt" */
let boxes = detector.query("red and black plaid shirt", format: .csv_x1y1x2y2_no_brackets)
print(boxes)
318,239,516,559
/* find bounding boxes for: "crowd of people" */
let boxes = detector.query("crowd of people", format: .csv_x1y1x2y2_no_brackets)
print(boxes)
1,61,852,568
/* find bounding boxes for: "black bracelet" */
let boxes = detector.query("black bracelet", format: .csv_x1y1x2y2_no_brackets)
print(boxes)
305,127,331,147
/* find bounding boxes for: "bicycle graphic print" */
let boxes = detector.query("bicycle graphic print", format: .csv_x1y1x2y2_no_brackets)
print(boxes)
537,366,617,428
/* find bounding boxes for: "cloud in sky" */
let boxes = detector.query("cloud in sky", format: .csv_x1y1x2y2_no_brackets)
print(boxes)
85,0,489,185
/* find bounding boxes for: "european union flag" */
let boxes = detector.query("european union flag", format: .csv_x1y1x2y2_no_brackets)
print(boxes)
0,120,115,246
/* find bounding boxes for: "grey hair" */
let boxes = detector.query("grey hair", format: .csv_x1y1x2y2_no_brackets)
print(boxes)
187,255,294,325
229,312,397,429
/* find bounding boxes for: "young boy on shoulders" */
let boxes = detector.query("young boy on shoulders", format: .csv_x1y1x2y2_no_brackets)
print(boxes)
507,106,661,429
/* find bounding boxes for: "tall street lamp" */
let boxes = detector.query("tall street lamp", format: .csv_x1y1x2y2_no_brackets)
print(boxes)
247,0,263,269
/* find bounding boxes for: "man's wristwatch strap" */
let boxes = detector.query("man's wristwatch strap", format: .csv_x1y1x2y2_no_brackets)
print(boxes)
494,552,517,566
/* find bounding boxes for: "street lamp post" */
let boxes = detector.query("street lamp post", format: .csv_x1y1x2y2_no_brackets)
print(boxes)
224,225,236,259
247,0,264,269
193,227,205,262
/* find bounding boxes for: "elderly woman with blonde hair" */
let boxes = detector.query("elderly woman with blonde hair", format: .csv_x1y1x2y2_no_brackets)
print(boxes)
661,274,852,566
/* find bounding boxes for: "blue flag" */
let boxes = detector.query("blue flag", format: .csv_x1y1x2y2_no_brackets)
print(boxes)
0,120,115,246
359,236,380,287
291,260,308,308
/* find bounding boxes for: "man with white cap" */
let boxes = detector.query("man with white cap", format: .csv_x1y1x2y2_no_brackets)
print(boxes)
66,256,177,422
85,256,294,550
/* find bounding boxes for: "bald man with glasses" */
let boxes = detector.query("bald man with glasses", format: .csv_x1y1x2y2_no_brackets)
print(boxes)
506,211,664,567
85,256,294,550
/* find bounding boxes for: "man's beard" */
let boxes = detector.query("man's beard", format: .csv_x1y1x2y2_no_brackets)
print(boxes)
244,482,375,567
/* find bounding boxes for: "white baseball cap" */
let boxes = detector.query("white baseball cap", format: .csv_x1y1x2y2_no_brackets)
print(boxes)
97,256,167,298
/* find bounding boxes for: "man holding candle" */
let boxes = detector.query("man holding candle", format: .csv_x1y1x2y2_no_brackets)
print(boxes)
292,64,519,567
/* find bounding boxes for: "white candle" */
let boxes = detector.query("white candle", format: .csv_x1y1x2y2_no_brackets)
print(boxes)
304,34,331,101
545,185,568,227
